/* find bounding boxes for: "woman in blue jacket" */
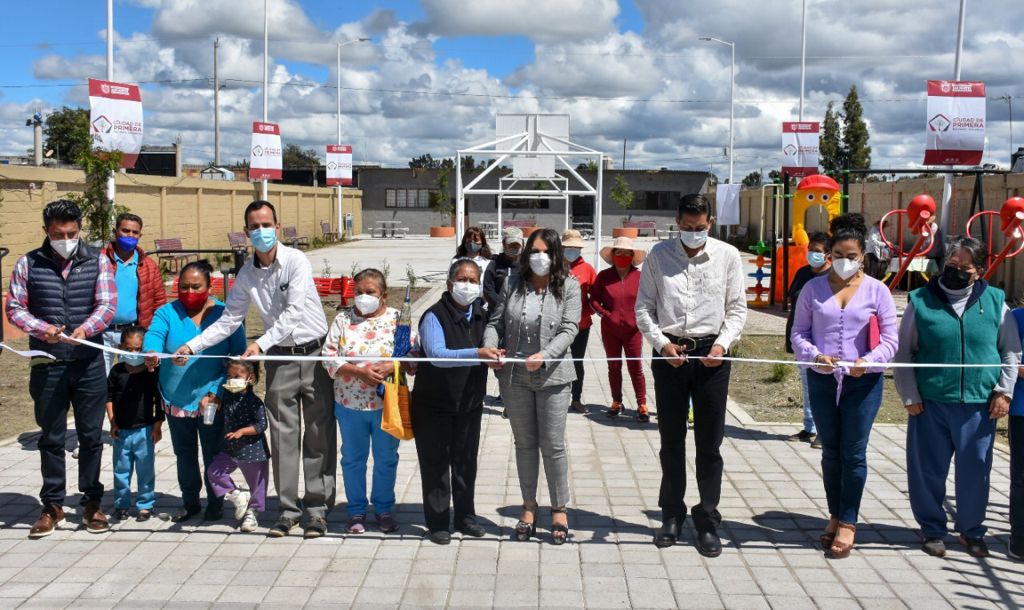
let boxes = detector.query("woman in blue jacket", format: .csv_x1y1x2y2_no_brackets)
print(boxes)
144,260,246,522
1008,305,1024,560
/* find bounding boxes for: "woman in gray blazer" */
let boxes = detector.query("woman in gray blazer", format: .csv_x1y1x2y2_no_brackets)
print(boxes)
484,228,581,545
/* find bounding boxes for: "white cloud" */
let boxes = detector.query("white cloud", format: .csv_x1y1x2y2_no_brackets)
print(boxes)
417,0,619,41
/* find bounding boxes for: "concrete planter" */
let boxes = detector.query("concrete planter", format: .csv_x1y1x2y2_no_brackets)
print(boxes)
612,227,639,239
430,226,456,238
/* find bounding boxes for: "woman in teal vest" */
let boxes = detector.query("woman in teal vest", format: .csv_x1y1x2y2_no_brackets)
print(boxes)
1007,305,1024,560
894,236,1021,559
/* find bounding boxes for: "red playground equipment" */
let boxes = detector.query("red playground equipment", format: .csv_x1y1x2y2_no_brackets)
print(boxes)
965,196,1024,280
880,194,937,292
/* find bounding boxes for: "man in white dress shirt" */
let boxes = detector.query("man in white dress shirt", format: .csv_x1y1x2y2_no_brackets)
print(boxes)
636,193,747,555
175,200,336,538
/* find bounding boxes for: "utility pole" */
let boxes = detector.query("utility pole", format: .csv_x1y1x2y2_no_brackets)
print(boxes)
262,0,269,201
621,138,626,170
106,0,116,218
939,0,968,239
799,0,807,121
214,37,220,166
999,95,1013,161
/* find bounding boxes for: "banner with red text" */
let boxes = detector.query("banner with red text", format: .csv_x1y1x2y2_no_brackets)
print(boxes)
781,122,819,178
924,80,986,166
249,122,283,181
88,78,143,168
326,145,353,186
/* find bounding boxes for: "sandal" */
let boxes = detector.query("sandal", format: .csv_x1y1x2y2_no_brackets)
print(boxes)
550,507,569,546
819,516,839,550
828,522,856,559
514,504,537,541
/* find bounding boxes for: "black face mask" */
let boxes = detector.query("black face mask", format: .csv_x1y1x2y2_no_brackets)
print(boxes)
941,265,973,291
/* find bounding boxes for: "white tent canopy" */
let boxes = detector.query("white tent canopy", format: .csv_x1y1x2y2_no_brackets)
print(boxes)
456,114,606,269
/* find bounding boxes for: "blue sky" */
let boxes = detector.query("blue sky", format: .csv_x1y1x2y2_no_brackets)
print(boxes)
0,0,1019,175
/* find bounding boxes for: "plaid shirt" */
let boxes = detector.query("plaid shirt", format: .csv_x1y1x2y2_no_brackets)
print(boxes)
6,250,117,340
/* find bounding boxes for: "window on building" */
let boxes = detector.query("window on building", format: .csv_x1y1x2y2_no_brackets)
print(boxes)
497,198,551,210
634,191,679,211
385,188,432,208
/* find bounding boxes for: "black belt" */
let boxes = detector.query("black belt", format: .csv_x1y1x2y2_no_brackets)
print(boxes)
664,334,718,352
269,337,324,355
108,322,138,332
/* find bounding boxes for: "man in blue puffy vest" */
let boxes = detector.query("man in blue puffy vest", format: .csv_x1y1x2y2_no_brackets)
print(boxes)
5,199,117,538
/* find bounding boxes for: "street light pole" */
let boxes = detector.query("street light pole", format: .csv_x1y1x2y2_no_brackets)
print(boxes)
940,0,968,239
336,38,369,238
106,0,116,223
999,95,1013,161
214,37,220,167
699,37,736,185
799,0,807,121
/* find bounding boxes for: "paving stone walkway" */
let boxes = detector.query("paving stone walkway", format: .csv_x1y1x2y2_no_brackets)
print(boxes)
0,288,1019,608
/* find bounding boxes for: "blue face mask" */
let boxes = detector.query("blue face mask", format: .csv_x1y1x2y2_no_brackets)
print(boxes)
116,236,139,252
250,228,277,253
564,248,582,262
121,352,146,367
806,251,827,268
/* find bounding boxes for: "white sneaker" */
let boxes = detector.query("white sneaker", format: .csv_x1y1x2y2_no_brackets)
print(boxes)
225,489,251,521
240,509,258,533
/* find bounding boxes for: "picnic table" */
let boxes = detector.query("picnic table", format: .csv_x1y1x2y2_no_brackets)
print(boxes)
372,220,409,238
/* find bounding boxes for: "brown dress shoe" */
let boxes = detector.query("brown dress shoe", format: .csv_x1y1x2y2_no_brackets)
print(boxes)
83,502,110,534
29,504,65,539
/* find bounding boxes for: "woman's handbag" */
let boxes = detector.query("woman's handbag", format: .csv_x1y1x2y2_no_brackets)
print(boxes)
381,360,414,441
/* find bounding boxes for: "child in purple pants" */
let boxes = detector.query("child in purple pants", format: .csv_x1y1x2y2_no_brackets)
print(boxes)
206,359,269,532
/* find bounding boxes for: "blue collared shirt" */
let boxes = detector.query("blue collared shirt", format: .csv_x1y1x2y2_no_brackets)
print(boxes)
112,250,139,324
420,305,479,368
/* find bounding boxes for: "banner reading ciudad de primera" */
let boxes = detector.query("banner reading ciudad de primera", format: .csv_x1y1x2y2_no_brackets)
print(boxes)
924,80,986,166
249,122,283,181
781,122,819,178
326,145,353,186
88,78,143,168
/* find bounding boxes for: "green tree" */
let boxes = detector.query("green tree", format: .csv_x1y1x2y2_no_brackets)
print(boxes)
742,170,762,187
610,175,634,220
819,101,842,174
409,154,440,168
429,166,454,226
841,85,872,176
282,143,320,168
44,106,91,165
67,149,127,243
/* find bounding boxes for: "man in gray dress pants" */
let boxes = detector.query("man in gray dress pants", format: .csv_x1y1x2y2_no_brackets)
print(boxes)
177,200,336,538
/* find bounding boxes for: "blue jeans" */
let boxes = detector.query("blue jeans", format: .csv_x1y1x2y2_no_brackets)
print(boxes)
907,400,995,539
102,330,123,375
799,367,816,434
112,426,156,510
167,412,224,513
335,404,400,516
806,372,884,524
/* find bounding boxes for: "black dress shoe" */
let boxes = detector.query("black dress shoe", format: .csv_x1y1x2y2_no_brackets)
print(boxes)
428,530,451,545
654,517,683,548
171,506,201,523
696,528,723,558
457,517,486,538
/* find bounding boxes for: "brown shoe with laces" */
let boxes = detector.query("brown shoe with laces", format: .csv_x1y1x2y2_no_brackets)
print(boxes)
83,502,110,534
29,504,65,539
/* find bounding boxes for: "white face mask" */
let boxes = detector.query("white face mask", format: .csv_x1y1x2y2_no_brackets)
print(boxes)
680,231,708,249
222,378,249,394
50,238,79,259
354,294,381,316
451,282,480,307
528,252,551,276
832,258,861,280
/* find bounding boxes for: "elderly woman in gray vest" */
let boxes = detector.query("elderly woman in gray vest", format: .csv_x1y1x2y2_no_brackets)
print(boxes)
484,228,581,545
895,236,1021,559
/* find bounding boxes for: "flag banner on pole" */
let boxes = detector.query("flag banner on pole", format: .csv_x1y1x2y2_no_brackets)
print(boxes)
88,78,143,168
326,144,353,186
924,80,986,166
781,122,819,178
716,184,742,225
249,121,282,181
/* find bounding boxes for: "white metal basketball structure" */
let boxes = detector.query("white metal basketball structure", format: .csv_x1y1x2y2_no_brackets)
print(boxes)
456,114,606,269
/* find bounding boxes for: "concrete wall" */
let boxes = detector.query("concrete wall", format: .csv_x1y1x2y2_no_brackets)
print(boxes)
0,165,362,276
708,173,1024,302
357,167,709,235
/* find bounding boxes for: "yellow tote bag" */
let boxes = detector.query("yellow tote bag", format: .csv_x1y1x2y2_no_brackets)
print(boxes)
381,360,414,440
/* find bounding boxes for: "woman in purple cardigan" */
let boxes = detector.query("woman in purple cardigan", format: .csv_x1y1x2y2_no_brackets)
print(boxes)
791,213,898,559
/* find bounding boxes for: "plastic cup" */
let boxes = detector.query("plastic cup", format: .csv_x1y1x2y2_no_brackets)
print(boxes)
203,403,216,425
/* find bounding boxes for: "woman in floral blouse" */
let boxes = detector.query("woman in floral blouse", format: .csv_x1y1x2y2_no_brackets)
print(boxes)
322,268,418,534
